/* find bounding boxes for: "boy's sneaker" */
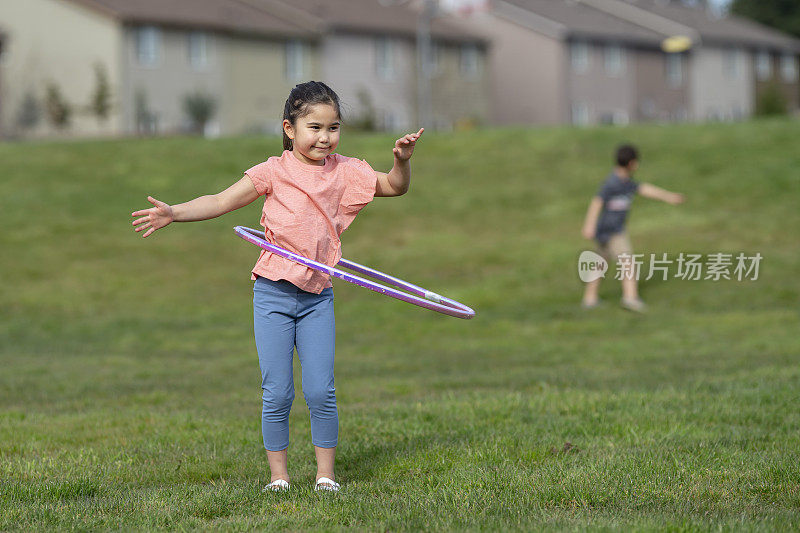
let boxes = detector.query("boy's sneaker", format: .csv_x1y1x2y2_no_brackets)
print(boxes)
620,297,647,313
581,298,602,309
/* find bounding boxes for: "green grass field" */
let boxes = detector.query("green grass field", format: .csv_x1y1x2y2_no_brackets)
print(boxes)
1,119,799,531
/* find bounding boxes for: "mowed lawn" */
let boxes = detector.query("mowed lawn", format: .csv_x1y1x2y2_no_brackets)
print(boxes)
1,120,798,531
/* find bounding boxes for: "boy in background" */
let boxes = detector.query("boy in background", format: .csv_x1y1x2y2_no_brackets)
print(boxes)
581,144,685,312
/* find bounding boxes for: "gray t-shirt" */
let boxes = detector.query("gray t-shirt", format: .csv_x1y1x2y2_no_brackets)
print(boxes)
595,172,639,244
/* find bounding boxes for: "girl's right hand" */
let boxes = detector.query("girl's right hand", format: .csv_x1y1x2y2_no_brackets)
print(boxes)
132,196,174,238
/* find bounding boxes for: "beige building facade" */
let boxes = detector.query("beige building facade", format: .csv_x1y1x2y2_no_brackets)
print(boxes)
121,26,319,136
0,0,124,138
457,0,799,126
0,0,319,138
277,0,489,132
321,33,418,131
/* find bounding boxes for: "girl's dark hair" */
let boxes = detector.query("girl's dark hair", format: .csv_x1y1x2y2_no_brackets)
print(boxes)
616,144,639,167
282,81,342,151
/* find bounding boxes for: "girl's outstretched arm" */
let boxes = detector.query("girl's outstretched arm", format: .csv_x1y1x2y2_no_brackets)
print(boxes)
131,176,260,238
376,128,424,197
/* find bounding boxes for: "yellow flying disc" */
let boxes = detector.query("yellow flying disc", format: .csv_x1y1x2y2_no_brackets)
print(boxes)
661,35,692,53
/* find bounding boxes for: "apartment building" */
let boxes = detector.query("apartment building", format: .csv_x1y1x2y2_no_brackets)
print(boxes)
264,0,490,131
0,0,317,138
587,0,800,120
456,0,799,125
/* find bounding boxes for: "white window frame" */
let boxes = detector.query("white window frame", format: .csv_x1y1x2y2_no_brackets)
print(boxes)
666,53,683,88
571,102,590,126
780,53,798,83
604,44,626,77
188,31,210,70
570,41,590,74
285,40,305,81
755,50,772,81
612,110,629,125
136,26,161,67
382,109,400,131
376,36,396,81
460,43,479,79
427,41,442,78
724,48,742,80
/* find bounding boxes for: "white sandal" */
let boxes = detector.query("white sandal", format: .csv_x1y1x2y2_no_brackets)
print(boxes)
314,477,340,492
262,479,290,492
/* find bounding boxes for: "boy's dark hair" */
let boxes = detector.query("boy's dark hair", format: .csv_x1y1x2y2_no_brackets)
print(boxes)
282,81,341,151
616,144,639,167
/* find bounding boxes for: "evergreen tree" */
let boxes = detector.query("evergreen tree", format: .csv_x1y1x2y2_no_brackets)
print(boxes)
182,92,217,135
730,0,800,38
44,83,71,129
91,63,112,122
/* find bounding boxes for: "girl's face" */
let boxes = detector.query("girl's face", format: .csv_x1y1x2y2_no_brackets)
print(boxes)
284,103,340,166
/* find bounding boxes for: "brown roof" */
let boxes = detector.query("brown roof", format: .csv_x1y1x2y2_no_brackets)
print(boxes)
65,0,315,38
500,0,671,46
616,0,800,52
263,0,486,44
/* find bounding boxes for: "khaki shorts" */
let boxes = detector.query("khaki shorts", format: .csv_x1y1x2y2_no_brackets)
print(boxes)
596,232,633,263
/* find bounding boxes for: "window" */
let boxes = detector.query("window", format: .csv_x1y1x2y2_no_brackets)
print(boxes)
376,37,396,81
382,109,400,131
285,40,305,81
188,31,209,69
136,26,161,66
604,44,626,76
724,48,742,80
666,53,683,88
613,110,629,125
460,43,479,78
781,53,798,83
755,51,771,81
570,41,589,73
427,41,442,77
571,102,589,125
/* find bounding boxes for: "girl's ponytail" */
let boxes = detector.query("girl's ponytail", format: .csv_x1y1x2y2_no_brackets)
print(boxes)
282,81,342,151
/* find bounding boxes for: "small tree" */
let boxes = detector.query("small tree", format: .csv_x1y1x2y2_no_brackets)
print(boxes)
44,82,71,129
182,92,217,135
16,91,41,131
135,89,153,135
91,63,112,122
350,88,377,132
756,82,788,116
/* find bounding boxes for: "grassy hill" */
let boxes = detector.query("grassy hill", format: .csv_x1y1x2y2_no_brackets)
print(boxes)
1,119,798,530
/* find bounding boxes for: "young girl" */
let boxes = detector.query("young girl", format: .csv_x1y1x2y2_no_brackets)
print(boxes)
131,81,423,492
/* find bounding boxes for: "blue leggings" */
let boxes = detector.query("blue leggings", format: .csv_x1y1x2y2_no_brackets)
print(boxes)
253,277,337,451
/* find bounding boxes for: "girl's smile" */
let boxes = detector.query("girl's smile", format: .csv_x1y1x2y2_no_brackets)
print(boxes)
283,103,341,166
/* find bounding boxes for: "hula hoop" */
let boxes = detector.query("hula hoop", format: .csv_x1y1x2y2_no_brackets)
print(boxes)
234,226,475,319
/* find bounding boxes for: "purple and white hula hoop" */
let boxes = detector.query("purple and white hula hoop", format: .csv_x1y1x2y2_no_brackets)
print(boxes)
234,226,475,319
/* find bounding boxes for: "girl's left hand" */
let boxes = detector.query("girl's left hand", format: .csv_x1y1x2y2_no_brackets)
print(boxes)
393,128,424,161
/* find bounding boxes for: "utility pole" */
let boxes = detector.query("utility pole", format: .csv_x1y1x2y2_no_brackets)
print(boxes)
378,0,439,129
417,0,437,129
